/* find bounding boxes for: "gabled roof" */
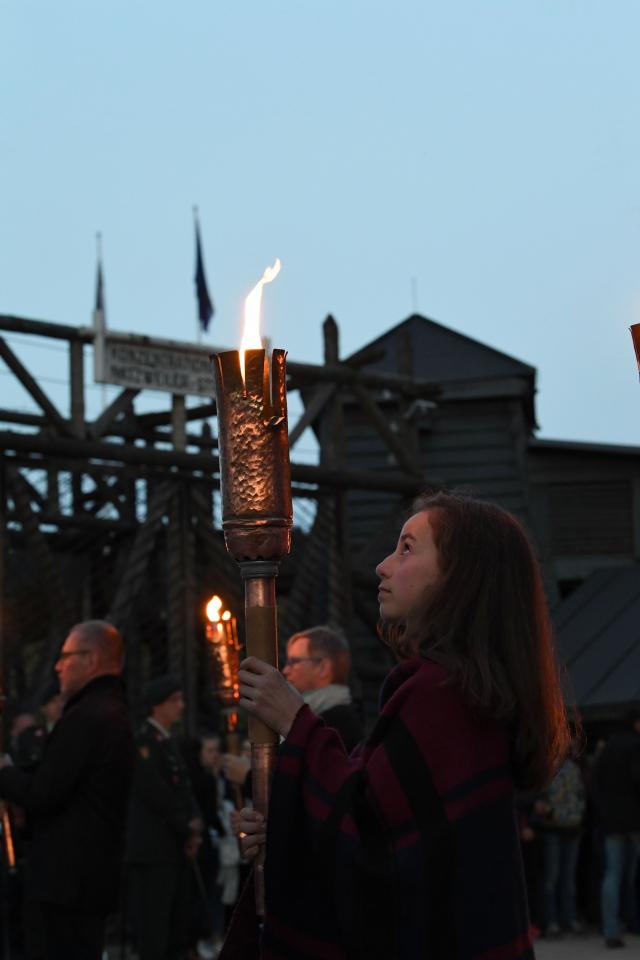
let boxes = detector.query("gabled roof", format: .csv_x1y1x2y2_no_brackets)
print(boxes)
347,314,536,385
554,566,640,713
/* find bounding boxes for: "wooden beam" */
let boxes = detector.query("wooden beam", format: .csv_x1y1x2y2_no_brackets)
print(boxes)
287,361,439,399
88,388,138,439
0,314,91,342
0,430,422,494
0,338,70,435
351,380,422,478
289,383,335,448
134,401,216,428
69,340,86,438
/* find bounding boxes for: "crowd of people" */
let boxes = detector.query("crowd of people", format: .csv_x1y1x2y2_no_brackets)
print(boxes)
0,620,363,959
0,492,638,960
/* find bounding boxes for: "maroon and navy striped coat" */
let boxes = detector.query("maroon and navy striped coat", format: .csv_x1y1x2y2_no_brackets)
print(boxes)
222,657,534,960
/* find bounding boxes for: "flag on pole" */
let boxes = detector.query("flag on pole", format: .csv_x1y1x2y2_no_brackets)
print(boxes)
94,232,106,319
194,210,214,332
631,324,640,380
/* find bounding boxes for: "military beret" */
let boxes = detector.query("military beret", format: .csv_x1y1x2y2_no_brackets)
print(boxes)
144,674,181,708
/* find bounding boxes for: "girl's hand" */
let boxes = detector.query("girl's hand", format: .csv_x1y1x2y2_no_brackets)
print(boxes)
238,658,304,737
231,807,266,859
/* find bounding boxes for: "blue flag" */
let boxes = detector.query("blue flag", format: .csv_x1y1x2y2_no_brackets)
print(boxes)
194,219,214,332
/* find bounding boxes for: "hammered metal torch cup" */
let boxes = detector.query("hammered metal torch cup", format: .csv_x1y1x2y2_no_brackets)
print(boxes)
212,347,292,918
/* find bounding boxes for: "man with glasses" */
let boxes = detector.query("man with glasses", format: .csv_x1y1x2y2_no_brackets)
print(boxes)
224,626,362,798
0,620,133,960
281,626,363,752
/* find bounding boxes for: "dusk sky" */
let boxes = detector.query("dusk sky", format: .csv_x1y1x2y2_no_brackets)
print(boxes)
2,1,639,449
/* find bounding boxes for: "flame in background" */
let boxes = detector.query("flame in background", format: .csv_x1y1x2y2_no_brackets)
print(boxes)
240,258,282,381
206,595,223,623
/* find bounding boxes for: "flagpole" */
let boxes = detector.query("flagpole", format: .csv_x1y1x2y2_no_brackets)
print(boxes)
94,231,107,410
193,206,203,346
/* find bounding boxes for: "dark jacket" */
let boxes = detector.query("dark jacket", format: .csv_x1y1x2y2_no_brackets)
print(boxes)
0,674,133,911
592,729,640,834
319,704,363,754
125,719,198,864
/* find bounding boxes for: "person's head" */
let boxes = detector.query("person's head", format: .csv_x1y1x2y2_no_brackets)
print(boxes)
55,620,124,700
144,675,184,730
283,626,351,693
376,491,570,791
199,733,221,774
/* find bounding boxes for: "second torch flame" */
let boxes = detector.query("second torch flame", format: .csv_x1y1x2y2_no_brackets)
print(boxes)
239,258,282,383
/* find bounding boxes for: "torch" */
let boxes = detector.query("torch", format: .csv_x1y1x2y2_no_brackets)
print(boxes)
205,594,244,806
211,259,291,917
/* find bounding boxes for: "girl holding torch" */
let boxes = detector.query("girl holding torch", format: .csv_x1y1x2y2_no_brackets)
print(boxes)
222,492,570,960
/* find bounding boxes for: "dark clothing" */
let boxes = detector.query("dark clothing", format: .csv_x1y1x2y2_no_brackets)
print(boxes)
129,862,191,960
318,703,363,754
222,657,532,960
40,904,105,960
126,720,199,960
14,721,49,771
592,730,640,834
126,720,197,864
0,674,133,912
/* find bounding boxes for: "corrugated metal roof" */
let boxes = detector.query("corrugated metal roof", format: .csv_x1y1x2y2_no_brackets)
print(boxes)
554,566,640,710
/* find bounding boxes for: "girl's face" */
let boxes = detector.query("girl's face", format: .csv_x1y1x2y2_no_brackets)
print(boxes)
376,510,441,622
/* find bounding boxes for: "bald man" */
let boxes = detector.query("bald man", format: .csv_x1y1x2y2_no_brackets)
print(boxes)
0,620,134,960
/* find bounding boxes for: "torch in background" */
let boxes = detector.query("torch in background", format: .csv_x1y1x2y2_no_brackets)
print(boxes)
204,594,244,807
211,259,292,916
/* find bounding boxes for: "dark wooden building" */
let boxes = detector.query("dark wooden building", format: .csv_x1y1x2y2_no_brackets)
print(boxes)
1,310,638,732
341,314,640,722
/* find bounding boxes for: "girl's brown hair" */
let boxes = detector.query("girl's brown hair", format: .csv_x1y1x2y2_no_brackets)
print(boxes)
383,491,570,791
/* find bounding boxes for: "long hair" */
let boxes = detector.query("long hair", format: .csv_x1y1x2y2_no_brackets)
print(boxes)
383,491,570,791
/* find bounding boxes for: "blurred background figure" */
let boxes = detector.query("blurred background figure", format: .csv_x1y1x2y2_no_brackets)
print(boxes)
592,710,640,949
534,746,586,937
126,675,202,960
184,732,227,960
13,680,64,771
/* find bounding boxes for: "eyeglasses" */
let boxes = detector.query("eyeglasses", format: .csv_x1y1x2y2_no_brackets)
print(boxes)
283,656,323,668
57,649,92,661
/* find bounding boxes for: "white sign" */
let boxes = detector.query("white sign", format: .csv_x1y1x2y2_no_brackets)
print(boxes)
93,316,220,397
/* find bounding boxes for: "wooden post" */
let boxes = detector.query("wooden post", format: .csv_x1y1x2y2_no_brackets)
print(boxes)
172,396,187,452
320,317,353,631
69,340,86,438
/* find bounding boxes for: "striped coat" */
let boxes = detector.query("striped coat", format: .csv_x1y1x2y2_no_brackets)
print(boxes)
223,657,534,959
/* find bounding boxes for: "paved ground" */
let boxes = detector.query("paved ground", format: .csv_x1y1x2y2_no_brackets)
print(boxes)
535,931,640,958
107,931,640,959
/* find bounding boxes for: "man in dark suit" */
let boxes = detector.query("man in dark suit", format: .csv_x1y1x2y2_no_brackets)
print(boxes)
126,675,202,960
0,619,133,960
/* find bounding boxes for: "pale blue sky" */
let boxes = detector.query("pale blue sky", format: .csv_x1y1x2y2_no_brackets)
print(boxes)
2,1,639,446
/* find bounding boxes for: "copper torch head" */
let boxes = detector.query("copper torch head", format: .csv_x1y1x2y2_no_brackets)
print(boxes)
212,348,293,562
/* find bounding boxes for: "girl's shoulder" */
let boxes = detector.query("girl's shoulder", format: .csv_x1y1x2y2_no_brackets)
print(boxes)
380,655,455,712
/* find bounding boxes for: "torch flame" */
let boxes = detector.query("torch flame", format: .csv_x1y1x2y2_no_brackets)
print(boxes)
240,258,282,382
206,595,223,623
